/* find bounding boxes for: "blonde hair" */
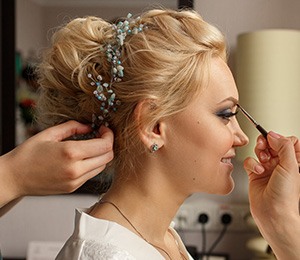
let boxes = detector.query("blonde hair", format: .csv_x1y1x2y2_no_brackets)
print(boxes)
37,9,226,176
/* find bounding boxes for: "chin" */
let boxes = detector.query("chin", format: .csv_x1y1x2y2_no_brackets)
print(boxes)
215,178,235,195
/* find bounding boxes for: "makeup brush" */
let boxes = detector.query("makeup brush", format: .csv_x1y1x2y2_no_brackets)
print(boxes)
237,104,300,173
237,104,268,139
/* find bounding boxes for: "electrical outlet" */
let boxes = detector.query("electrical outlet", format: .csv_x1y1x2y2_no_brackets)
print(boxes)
218,204,252,232
174,202,253,233
174,203,218,231
174,204,195,230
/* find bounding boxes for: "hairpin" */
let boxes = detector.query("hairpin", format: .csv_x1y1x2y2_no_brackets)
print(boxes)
90,13,145,126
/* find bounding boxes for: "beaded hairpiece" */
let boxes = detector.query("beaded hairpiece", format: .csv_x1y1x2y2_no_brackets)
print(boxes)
89,13,145,126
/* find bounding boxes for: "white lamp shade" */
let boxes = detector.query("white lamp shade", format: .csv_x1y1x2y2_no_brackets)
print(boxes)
236,29,300,159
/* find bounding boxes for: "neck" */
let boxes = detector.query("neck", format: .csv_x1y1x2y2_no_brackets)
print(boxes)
98,167,188,243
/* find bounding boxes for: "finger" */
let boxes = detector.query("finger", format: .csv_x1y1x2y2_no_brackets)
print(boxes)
287,136,300,162
96,125,114,144
74,165,107,185
58,149,113,185
288,135,300,148
287,136,300,170
43,121,93,142
58,125,114,160
67,165,110,193
244,157,265,175
256,135,268,150
80,149,114,174
77,125,114,159
267,131,298,173
75,132,114,159
53,168,104,194
258,150,271,163
254,136,271,163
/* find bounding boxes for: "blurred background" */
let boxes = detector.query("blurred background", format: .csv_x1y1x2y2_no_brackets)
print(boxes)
1,0,300,259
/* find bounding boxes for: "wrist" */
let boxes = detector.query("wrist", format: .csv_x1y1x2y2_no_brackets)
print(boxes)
262,213,300,260
0,152,23,207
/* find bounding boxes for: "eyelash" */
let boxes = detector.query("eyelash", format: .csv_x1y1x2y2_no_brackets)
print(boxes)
216,109,239,120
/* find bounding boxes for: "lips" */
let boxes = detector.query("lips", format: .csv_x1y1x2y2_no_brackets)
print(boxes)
221,158,232,164
221,153,235,166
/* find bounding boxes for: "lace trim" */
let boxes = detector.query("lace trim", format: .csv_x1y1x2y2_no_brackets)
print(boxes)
80,240,136,260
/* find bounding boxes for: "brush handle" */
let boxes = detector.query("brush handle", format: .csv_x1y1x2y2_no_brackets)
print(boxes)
256,125,268,139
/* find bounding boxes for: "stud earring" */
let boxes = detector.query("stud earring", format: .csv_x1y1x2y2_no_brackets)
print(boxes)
150,143,159,153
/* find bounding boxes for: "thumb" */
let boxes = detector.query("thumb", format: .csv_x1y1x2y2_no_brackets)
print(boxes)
267,131,298,173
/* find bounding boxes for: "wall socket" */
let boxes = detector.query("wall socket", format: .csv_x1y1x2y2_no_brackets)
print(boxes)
173,202,255,233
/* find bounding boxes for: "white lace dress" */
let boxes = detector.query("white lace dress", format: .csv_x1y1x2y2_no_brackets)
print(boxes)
56,208,194,260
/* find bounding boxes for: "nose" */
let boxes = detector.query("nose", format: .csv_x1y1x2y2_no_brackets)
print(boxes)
233,121,249,147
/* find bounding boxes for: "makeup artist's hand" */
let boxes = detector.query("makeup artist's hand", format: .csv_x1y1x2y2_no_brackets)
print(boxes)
0,121,114,209
244,131,300,260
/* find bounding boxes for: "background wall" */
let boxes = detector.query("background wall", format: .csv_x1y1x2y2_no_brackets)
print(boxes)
194,0,300,70
16,0,177,61
16,0,43,61
1,0,300,259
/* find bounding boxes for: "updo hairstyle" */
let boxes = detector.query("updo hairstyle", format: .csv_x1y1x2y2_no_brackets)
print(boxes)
37,9,226,175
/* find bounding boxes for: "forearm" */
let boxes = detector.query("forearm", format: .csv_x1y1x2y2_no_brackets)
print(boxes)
0,197,22,217
257,213,300,260
0,152,22,208
0,122,113,208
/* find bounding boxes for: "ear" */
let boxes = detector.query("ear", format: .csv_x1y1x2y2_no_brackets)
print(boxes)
134,99,165,152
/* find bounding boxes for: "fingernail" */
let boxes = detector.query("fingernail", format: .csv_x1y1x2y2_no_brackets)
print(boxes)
269,131,281,139
257,138,264,149
259,151,269,161
254,164,265,174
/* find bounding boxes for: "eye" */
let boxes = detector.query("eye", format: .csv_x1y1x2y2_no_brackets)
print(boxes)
216,108,238,121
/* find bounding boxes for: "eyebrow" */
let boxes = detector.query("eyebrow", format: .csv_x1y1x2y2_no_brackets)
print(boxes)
217,97,238,105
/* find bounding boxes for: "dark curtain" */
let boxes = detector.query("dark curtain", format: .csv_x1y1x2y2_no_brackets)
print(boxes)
0,0,15,154
178,0,194,9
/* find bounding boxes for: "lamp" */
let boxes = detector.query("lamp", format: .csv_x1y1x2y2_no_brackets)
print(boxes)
235,29,300,159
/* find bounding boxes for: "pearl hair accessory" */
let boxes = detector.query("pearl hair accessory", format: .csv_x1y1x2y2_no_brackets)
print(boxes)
90,13,145,126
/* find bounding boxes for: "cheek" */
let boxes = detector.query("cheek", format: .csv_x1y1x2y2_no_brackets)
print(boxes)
190,126,234,181
194,121,234,158
165,122,235,194
165,114,235,165
213,126,235,154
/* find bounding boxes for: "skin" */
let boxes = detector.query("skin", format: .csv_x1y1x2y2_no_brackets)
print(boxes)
162,58,249,197
89,57,249,259
244,132,300,259
0,120,114,211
